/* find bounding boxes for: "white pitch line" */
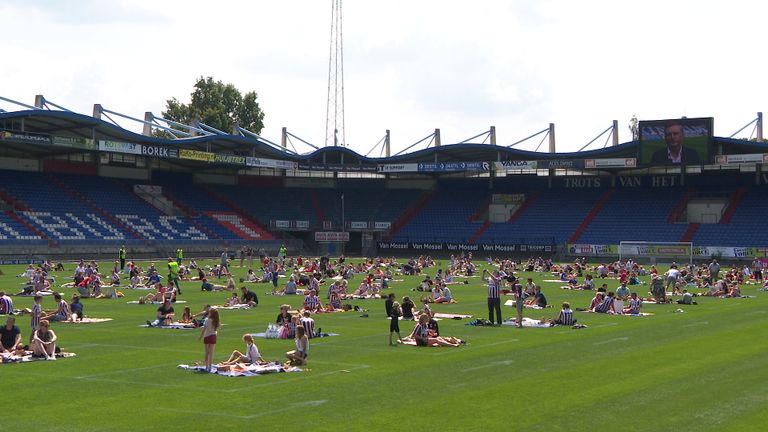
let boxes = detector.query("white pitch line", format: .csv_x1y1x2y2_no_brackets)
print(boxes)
682,321,709,328
75,363,169,379
592,337,629,346
461,359,514,372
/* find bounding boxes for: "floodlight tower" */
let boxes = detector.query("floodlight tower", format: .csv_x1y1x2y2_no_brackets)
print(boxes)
325,0,346,147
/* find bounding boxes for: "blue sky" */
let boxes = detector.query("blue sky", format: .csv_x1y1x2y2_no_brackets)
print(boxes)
1,0,766,155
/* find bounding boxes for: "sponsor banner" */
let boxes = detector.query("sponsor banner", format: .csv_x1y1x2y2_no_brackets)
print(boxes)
0,130,51,145
417,161,490,172
180,149,215,162
295,220,310,229
273,220,290,228
538,159,585,169
314,231,349,242
714,153,766,165
349,221,368,230
377,163,419,173
99,140,142,155
568,244,618,256
215,154,246,165
0,259,42,265
52,135,96,150
377,242,553,254
141,145,176,158
492,193,525,204
693,246,750,258
494,160,538,170
374,221,391,230
246,156,296,170
584,158,637,168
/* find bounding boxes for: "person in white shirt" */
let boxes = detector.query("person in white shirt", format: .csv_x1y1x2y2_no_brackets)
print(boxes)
220,334,265,367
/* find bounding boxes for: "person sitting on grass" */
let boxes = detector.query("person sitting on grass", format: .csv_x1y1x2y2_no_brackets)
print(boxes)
724,283,742,298
650,276,666,303
224,292,240,307
42,292,70,322
147,299,174,327
594,291,616,314
615,282,631,301
544,302,576,326
300,310,317,338
401,296,416,320
180,306,195,325
433,283,453,304
285,326,308,366
31,319,57,360
240,286,259,307
219,334,265,369
1,316,22,353
303,290,322,312
406,314,463,347
69,294,84,321
525,286,549,308
677,289,697,305
622,292,642,314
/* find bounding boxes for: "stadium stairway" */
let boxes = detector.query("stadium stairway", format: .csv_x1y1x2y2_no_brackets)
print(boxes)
667,188,697,223
309,191,327,226
205,211,265,240
468,197,491,222
45,175,144,241
719,187,747,224
468,220,492,244
385,190,436,241
680,223,700,242
507,191,540,223
198,185,274,240
567,188,616,244
4,210,48,240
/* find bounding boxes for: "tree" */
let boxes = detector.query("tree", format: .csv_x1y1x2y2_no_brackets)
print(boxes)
158,76,265,137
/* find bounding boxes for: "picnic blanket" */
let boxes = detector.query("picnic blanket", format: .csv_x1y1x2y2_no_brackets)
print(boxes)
126,300,187,305
58,318,113,324
433,313,473,319
502,317,552,328
578,310,654,317
1,352,76,363
503,300,545,309
11,291,54,297
122,286,154,290
211,304,253,310
140,321,196,329
250,332,339,339
398,338,441,347
177,362,302,377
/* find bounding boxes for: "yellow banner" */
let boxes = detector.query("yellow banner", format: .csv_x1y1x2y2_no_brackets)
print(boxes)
180,149,215,162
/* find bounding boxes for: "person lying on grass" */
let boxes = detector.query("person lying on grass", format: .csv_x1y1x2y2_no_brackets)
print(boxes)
218,334,265,371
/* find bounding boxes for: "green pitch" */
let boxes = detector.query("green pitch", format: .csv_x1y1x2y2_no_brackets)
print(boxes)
3,259,768,431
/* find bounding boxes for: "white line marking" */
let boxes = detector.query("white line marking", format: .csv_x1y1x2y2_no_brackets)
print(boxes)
462,359,514,372
682,321,709,328
593,337,629,346
75,364,169,379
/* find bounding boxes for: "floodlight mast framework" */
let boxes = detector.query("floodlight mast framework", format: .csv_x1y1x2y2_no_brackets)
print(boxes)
325,0,346,147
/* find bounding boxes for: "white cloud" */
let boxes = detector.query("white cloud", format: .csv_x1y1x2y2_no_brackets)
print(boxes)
1,0,767,154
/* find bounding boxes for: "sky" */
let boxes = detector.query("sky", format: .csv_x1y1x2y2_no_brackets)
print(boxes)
1,0,767,156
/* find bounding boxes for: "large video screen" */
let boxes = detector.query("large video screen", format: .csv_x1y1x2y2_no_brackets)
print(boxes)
639,117,713,166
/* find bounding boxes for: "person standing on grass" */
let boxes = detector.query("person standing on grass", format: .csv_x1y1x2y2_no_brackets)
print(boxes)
118,245,126,272
176,248,183,266
167,257,181,295
483,269,502,326
30,294,42,343
199,308,220,372
512,278,524,327
220,249,229,277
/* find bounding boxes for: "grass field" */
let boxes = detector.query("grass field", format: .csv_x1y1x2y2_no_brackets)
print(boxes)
3,258,768,432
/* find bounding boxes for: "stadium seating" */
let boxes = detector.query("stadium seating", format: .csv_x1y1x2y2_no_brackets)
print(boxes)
0,168,766,248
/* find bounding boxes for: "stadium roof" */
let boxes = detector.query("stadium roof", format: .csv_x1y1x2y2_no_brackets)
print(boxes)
1,109,766,170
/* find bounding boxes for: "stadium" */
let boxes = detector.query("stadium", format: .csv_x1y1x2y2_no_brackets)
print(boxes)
1,93,768,431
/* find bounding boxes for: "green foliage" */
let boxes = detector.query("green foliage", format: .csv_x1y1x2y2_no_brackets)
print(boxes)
158,76,265,137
